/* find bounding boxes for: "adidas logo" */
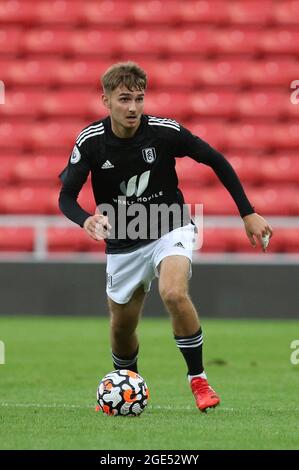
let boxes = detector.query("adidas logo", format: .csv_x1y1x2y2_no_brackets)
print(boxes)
174,242,185,249
101,160,114,169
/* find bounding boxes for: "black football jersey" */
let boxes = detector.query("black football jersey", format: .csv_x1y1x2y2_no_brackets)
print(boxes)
59,115,254,253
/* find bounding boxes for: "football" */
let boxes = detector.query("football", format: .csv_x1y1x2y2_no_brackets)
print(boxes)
96,369,150,416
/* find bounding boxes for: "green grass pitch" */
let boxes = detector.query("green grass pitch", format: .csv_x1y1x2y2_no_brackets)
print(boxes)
0,316,298,450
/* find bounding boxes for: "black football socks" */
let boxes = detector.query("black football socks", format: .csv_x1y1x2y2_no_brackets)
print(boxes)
112,347,139,373
175,328,205,377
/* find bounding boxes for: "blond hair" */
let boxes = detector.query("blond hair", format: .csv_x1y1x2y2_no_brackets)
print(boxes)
102,61,147,94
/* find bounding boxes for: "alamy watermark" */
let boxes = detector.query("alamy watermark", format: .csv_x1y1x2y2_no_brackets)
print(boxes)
0,81,4,104
290,80,299,105
97,200,203,250
290,340,299,365
0,341,5,364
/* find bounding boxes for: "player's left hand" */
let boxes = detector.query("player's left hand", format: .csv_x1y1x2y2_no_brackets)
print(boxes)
243,213,273,252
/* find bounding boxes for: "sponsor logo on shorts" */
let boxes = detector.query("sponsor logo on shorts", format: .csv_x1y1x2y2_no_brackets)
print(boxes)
174,242,185,249
106,273,113,288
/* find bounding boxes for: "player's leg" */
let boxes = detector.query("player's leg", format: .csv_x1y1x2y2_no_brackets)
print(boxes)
159,255,199,336
158,255,220,411
108,285,146,373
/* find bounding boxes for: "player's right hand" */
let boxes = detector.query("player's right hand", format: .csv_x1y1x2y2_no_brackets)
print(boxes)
83,214,111,241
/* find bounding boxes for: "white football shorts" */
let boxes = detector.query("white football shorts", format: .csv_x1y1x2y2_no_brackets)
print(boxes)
106,223,196,304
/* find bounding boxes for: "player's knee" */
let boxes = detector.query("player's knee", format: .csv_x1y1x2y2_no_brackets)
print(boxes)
110,317,137,337
160,288,188,308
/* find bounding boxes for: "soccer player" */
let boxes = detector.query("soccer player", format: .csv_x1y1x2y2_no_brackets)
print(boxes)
59,62,273,412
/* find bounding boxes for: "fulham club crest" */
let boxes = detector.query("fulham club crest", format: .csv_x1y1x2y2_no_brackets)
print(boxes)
142,147,157,164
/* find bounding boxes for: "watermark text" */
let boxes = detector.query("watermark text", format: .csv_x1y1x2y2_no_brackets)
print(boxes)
290,80,299,105
290,340,299,365
0,341,5,364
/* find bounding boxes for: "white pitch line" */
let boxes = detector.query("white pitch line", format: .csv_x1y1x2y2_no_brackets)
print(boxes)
0,402,235,412
1,403,297,413
0,402,90,409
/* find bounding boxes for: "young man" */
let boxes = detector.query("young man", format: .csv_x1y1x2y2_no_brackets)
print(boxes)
59,62,273,412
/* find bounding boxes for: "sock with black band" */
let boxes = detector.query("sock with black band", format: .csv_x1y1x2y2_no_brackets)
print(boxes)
111,347,139,373
174,328,205,378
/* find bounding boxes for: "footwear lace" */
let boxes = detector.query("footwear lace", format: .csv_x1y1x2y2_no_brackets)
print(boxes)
191,378,214,396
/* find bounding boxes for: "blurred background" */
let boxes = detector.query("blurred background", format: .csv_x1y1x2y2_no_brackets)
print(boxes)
0,0,298,317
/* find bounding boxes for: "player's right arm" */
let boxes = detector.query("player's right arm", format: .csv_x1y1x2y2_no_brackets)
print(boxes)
58,144,110,241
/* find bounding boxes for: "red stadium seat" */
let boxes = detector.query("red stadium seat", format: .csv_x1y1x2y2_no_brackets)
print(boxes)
279,228,299,252
34,1,85,25
200,187,238,215
182,186,237,215
247,59,299,86
144,92,189,120
8,59,61,86
146,60,198,89
189,91,237,118
0,227,34,252
284,95,299,119
0,122,31,151
186,121,226,150
178,1,229,25
29,120,88,150
0,1,37,24
229,227,281,253
47,227,85,252
175,157,216,186
82,1,133,26
273,1,299,25
0,59,15,84
42,91,105,118
121,29,167,55
214,28,262,54
48,227,105,253
0,156,18,184
246,186,299,216
229,227,256,253
200,227,230,253
0,28,22,54
224,123,275,150
292,191,299,215
0,90,44,117
14,156,65,185
71,30,122,55
0,187,51,214
260,29,299,54
227,155,261,185
131,1,180,25
0,0,298,241
260,156,299,184
22,28,73,54
200,227,285,253
237,91,286,118
55,59,111,86
165,28,216,55
227,1,274,25
271,123,299,149
195,59,249,86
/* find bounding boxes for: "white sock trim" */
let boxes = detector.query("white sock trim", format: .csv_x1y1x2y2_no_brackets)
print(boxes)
188,371,207,383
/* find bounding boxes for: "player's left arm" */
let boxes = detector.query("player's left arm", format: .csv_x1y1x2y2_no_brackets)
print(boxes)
175,126,273,252
242,213,273,253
